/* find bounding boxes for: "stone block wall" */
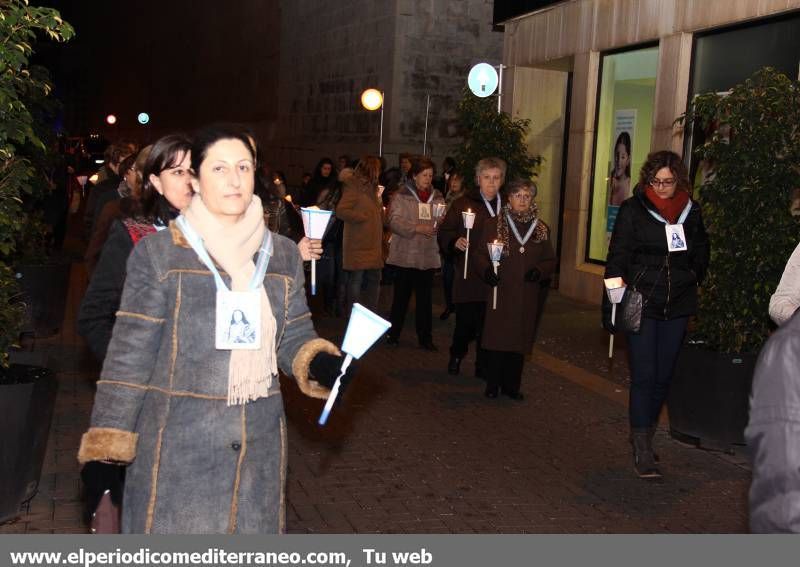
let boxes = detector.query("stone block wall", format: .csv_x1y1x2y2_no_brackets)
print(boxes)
262,0,502,181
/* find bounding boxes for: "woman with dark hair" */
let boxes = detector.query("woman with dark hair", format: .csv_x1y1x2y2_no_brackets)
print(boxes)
603,150,709,480
78,134,193,362
336,155,384,312
609,131,632,206
77,124,351,533
302,157,336,206
385,155,445,349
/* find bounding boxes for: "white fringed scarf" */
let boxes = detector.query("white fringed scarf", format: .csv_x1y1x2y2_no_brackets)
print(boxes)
183,194,278,405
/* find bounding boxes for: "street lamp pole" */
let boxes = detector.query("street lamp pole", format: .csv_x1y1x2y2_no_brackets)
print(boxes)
379,91,384,157
361,88,385,157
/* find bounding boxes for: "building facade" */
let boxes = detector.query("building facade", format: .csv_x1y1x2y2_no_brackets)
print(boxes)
499,0,800,304
259,0,503,181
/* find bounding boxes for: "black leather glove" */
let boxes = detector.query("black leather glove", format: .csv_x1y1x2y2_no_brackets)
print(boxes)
484,266,500,287
310,351,356,396
524,267,541,282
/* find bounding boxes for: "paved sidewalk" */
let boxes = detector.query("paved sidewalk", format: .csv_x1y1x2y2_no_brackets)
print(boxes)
0,267,751,534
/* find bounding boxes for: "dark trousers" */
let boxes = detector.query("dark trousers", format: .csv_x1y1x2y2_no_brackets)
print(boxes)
345,268,381,314
441,255,455,310
388,266,434,344
484,350,525,394
450,302,486,367
627,316,689,429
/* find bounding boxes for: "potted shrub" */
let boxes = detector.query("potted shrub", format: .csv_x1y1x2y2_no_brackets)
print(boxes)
668,68,800,449
0,0,73,522
452,87,542,189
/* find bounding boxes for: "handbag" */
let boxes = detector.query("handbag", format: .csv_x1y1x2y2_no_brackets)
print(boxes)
615,260,666,335
616,287,644,334
89,490,121,534
81,461,124,534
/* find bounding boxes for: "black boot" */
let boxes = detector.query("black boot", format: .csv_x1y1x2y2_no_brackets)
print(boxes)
447,356,461,375
631,428,661,479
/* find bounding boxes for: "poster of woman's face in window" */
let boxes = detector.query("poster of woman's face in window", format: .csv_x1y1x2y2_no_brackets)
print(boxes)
608,130,632,206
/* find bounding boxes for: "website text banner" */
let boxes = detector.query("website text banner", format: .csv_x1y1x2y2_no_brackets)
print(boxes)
0,535,788,567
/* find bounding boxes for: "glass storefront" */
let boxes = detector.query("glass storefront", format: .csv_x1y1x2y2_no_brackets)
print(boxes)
685,13,800,178
586,46,659,263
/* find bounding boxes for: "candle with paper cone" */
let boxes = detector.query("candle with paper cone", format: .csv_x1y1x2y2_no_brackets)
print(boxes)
300,207,334,295
319,303,392,425
462,209,476,279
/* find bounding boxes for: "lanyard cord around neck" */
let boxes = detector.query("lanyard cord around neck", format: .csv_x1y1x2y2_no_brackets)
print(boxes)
645,200,693,225
176,215,273,292
481,193,501,217
506,213,538,248
407,185,434,204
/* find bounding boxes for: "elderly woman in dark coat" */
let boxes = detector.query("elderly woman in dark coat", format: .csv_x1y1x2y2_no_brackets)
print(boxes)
475,179,556,400
603,150,709,480
77,124,350,534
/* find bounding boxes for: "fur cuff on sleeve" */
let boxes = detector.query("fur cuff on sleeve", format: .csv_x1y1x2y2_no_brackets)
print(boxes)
291,337,341,400
78,427,138,464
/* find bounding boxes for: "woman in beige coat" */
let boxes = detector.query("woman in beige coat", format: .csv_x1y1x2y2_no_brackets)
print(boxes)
336,156,384,312
385,155,445,350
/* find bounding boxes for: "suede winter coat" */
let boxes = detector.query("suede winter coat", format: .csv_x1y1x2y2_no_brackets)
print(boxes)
604,190,709,321
77,222,337,534
475,215,557,353
437,190,501,303
336,171,384,271
386,183,444,270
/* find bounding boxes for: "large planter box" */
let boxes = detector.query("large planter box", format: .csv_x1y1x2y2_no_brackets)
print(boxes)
666,344,756,451
17,261,71,338
0,364,58,523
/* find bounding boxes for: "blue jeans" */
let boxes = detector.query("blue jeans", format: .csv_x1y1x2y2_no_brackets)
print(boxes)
626,316,688,429
345,269,381,314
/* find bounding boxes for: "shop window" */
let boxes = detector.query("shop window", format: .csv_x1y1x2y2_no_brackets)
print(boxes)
685,13,800,179
586,46,659,263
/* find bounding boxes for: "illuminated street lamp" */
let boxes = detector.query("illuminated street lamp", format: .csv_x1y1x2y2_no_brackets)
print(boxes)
137,112,150,125
105,114,117,125
360,88,384,157
467,62,505,114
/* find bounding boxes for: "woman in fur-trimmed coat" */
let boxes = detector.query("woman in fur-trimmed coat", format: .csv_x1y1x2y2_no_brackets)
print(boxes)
77,125,349,534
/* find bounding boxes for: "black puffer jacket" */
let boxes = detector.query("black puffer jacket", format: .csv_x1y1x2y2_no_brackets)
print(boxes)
604,190,709,320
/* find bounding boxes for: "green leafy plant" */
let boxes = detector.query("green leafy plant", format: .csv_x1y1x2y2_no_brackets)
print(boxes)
681,67,800,353
0,0,73,369
453,87,542,187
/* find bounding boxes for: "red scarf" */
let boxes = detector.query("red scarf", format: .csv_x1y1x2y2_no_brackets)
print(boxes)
644,186,690,223
416,188,431,203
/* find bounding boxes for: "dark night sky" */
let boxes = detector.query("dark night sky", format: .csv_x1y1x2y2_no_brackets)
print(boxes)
35,0,280,142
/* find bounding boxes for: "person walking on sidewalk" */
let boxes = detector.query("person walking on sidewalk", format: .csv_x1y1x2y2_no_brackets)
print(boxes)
475,179,556,400
385,155,445,350
603,150,709,480
438,157,505,376
336,155,385,313
438,172,466,321
77,124,353,533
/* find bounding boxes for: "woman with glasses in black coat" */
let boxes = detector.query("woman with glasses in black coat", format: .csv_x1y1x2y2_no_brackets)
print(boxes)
603,150,709,480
